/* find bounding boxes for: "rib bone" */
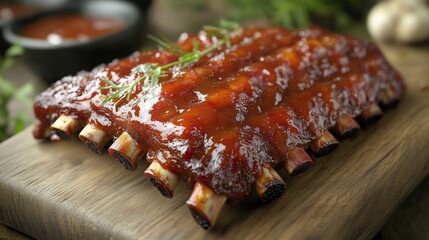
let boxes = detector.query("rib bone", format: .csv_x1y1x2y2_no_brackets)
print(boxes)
255,165,286,203
79,124,112,154
331,114,360,140
50,114,80,140
309,130,339,157
108,132,144,171
285,147,313,176
144,160,180,198
359,103,383,124
186,182,227,229
381,87,399,107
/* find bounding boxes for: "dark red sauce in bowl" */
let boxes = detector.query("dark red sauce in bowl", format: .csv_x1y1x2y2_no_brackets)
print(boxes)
3,0,141,83
0,3,40,21
0,2,44,51
20,14,126,44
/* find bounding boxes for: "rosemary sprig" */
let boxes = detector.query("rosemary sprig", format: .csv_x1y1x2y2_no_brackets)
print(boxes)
101,20,240,104
147,34,186,56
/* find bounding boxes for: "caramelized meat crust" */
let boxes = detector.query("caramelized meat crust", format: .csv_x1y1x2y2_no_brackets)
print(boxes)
33,26,404,200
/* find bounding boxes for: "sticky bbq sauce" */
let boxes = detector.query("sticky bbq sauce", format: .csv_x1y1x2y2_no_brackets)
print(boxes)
20,14,126,44
33,26,406,200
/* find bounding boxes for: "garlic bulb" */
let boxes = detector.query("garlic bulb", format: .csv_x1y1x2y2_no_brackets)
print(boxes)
367,0,429,43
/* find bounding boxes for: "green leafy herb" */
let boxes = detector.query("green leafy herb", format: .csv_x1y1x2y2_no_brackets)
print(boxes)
0,45,33,142
147,34,186,56
102,20,240,104
225,0,370,32
165,0,370,33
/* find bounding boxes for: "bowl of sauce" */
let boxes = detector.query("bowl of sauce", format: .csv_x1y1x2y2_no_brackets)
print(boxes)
0,1,46,51
20,14,126,45
0,3,40,22
3,0,142,83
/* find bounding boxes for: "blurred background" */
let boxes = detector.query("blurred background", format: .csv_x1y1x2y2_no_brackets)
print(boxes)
148,0,372,37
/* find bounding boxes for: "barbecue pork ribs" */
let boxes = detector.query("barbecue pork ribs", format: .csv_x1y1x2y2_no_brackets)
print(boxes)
33,26,404,229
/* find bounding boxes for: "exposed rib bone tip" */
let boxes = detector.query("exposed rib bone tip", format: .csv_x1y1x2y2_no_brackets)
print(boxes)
144,160,179,198
255,165,286,203
50,114,80,140
187,182,227,229
79,124,112,154
381,87,400,108
359,103,383,124
310,130,339,157
285,147,313,176
332,114,360,140
108,132,144,171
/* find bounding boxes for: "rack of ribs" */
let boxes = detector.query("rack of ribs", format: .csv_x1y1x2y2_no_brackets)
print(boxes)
33,25,404,229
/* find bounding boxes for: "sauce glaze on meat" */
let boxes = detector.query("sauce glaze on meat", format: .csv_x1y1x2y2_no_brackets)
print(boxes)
34,26,404,199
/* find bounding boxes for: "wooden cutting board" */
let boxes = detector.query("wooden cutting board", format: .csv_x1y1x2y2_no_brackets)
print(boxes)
1,43,429,240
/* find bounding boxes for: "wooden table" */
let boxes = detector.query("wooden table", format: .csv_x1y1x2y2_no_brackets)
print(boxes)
0,43,428,240
380,174,429,240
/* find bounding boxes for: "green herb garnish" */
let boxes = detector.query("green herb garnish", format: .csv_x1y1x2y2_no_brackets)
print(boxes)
0,45,33,142
101,20,240,104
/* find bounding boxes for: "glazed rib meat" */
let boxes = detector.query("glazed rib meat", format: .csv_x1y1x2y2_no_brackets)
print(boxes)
32,50,178,139
33,26,405,229
32,28,224,139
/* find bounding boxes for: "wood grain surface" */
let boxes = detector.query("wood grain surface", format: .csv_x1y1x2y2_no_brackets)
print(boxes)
0,224,32,240
0,43,428,240
380,174,429,240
